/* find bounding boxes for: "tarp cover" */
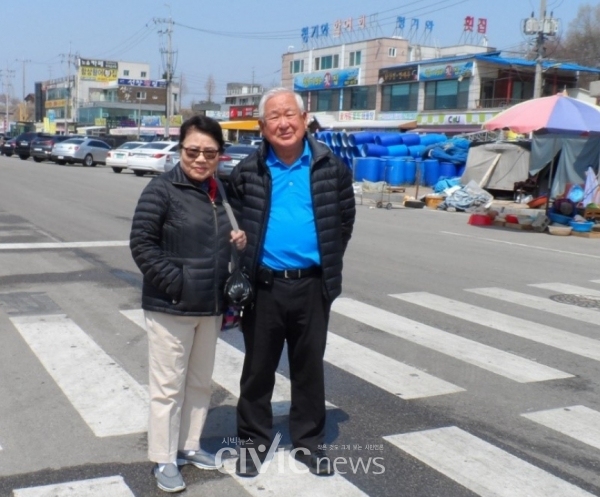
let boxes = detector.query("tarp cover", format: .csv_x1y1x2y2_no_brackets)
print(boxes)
530,135,600,198
461,141,531,191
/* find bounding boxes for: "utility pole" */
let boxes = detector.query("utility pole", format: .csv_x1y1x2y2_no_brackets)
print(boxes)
155,15,175,139
15,59,31,100
3,67,15,134
523,0,559,99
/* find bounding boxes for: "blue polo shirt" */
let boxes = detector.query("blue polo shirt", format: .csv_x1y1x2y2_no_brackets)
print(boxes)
261,140,321,270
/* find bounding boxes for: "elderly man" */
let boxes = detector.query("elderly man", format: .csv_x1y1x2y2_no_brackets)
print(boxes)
228,88,355,477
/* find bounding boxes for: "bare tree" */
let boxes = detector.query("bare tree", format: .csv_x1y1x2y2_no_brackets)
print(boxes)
205,75,216,103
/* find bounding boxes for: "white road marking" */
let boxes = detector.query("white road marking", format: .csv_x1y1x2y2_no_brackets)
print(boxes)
0,240,129,250
522,405,600,451
10,314,148,437
385,426,595,497
467,287,600,326
529,282,600,298
13,476,135,497
119,309,336,416
223,449,369,497
324,332,464,399
392,292,600,362
332,298,572,383
441,231,600,260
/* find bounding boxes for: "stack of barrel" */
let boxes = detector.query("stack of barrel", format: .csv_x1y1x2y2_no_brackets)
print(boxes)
314,130,461,187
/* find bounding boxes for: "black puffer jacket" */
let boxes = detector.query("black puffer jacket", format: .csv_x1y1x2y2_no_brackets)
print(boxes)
130,165,233,315
228,134,355,301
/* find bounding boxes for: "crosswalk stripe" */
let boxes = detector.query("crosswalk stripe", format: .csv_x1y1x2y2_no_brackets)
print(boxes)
13,476,135,496
119,309,336,416
222,449,369,496
10,314,148,438
467,287,600,326
529,282,600,298
332,298,572,383
392,292,600,362
384,426,595,497
522,405,600,451
324,332,464,399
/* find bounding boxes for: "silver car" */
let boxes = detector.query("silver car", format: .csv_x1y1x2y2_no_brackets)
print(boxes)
50,137,112,167
217,145,257,181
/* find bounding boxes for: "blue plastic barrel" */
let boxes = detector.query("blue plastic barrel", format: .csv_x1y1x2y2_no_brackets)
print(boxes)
457,165,466,177
384,157,406,186
385,144,409,157
354,157,381,182
348,132,375,147
439,162,457,180
361,143,388,157
408,145,426,158
423,159,440,186
400,133,421,146
404,158,417,184
375,133,404,147
351,146,361,158
340,132,349,147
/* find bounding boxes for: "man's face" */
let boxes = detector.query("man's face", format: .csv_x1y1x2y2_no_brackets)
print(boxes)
259,93,307,153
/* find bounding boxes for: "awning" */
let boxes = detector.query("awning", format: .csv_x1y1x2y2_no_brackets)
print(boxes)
412,125,484,134
219,120,260,131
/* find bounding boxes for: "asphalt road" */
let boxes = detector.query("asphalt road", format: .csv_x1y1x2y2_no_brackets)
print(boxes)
1,155,600,497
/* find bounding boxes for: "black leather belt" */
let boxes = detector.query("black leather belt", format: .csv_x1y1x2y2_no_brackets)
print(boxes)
258,265,321,281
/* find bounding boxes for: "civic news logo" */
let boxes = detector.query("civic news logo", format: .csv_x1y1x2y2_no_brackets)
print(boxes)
216,432,386,475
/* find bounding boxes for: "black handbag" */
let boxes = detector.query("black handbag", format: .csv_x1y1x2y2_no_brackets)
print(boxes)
217,180,254,308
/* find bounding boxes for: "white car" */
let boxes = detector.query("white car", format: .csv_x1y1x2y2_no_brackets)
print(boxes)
106,141,145,173
127,141,179,176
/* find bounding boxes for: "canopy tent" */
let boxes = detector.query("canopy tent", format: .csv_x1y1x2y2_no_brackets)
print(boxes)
529,135,600,198
461,141,531,191
310,114,416,130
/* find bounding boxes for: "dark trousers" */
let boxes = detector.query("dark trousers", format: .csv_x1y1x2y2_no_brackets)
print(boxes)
237,275,330,453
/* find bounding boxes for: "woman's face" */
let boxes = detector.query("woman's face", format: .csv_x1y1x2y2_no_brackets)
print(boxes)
179,129,220,182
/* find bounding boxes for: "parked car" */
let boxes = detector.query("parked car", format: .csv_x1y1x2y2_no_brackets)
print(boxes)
238,137,262,146
127,141,179,176
50,137,112,166
31,135,77,163
105,141,145,173
1,137,16,157
14,132,51,160
217,145,258,181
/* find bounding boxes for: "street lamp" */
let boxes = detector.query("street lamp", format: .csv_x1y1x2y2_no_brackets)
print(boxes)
137,96,142,139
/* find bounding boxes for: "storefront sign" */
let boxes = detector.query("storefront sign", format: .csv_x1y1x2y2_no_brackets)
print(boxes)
45,99,66,109
79,59,118,82
294,68,359,91
378,65,418,84
419,61,473,81
118,78,166,88
379,112,417,121
417,111,496,125
339,111,375,121
229,106,257,119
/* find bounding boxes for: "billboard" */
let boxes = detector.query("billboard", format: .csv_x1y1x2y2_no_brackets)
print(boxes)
419,61,473,81
79,59,118,82
294,68,359,91
118,78,166,88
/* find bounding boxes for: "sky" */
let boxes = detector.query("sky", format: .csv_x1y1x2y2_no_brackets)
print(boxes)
0,0,590,106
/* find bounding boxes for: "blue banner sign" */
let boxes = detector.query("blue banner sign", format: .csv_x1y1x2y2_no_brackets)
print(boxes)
294,68,359,91
118,78,166,88
419,61,473,81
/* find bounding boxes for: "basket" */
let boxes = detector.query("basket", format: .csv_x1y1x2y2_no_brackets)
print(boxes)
548,212,572,225
569,220,594,232
548,225,572,236
468,213,492,226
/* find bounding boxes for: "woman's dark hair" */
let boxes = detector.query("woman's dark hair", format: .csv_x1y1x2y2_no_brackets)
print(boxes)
179,115,225,152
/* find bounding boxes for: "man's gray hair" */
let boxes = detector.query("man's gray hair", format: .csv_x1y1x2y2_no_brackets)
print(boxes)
258,87,305,121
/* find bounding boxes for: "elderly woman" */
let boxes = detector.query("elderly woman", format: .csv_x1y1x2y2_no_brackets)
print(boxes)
130,115,246,493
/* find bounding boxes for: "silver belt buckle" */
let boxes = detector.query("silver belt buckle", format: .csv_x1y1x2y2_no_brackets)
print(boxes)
284,269,290,279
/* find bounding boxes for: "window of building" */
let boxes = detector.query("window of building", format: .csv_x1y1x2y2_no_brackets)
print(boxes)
141,71,147,78
381,83,419,111
306,89,340,112
388,48,397,57
342,85,377,111
314,54,339,71
349,51,362,66
124,70,130,76
290,60,304,74
136,91,147,100
424,79,470,110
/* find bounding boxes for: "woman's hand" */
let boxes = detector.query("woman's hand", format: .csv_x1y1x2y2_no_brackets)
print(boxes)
231,230,247,250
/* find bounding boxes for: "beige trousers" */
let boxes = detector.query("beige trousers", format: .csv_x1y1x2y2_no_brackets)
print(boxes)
144,310,220,463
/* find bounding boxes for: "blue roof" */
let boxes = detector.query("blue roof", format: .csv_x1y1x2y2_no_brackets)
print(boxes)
381,51,600,73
